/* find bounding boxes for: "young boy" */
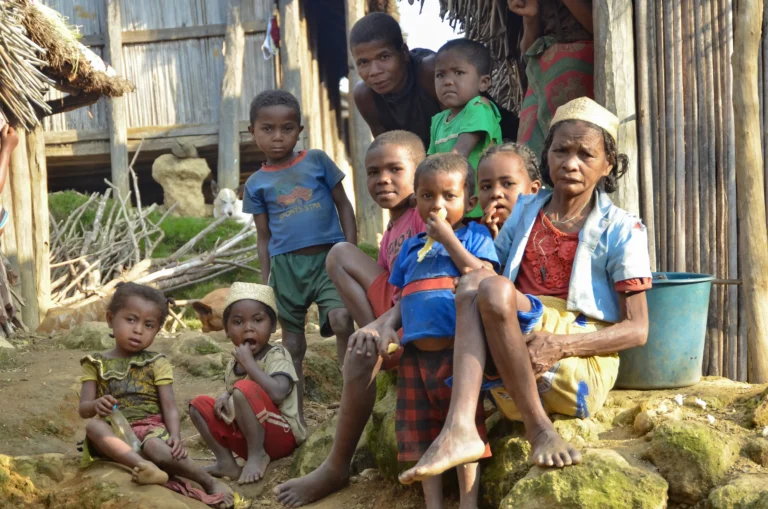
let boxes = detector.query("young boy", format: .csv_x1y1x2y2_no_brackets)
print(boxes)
428,39,503,219
274,130,426,507
243,90,356,425
477,142,542,238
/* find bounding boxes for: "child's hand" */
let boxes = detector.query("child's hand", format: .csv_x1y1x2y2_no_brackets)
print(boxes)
375,327,401,359
94,395,118,417
214,393,230,419
425,209,455,246
508,0,539,17
0,125,18,152
483,200,501,239
232,344,258,370
167,435,188,460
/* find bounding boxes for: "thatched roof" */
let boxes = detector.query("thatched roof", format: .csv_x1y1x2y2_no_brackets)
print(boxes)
0,0,134,130
426,0,522,110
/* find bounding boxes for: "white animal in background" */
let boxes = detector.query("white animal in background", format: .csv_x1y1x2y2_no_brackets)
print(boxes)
211,180,253,226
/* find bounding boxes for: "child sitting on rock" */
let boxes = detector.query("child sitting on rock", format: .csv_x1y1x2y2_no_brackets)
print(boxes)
190,283,305,486
243,90,356,426
78,282,233,508
428,39,503,219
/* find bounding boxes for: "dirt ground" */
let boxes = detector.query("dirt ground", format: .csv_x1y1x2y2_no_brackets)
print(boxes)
0,332,454,509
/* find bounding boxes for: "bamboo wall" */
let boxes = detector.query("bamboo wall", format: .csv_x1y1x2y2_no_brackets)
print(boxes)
41,0,274,132
634,0,746,380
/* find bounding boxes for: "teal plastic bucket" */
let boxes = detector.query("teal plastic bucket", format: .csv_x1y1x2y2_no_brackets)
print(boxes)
614,272,713,390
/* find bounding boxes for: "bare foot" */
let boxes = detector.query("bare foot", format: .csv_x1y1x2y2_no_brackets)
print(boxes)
209,480,235,509
131,461,169,485
398,423,486,485
529,427,582,468
238,452,270,484
274,460,350,507
204,460,242,480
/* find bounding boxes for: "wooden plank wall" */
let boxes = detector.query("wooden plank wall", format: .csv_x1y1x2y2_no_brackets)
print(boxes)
635,0,745,380
42,0,274,132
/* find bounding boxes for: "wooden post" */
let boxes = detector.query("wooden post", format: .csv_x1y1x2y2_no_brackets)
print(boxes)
105,0,129,199
278,0,307,151
345,0,385,245
593,0,640,216
733,0,768,383
26,127,50,322
217,0,246,191
9,130,39,328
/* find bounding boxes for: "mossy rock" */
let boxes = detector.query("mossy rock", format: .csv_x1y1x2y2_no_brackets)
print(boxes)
552,415,602,443
753,389,768,428
708,474,768,509
0,454,37,509
303,340,342,404
10,453,68,485
290,413,375,478
479,435,531,509
365,374,399,480
170,332,226,378
743,438,768,467
56,322,112,350
646,420,739,504
502,449,668,509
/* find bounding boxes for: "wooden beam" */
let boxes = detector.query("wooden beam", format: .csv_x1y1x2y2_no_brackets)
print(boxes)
279,0,308,150
26,127,50,319
105,0,129,198
594,0,640,217
733,0,768,382
217,0,246,191
44,121,252,145
9,130,39,328
345,0,384,245
79,20,266,47
44,92,101,117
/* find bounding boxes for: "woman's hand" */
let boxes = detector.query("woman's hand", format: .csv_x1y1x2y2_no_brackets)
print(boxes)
525,331,566,377
167,435,188,460
425,210,455,246
482,200,501,239
94,395,118,417
232,344,258,370
214,392,230,419
508,0,539,17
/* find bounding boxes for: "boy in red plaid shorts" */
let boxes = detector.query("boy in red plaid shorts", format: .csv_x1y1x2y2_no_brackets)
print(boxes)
368,153,501,508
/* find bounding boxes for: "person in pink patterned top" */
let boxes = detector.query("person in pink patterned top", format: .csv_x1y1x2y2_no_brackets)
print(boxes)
275,130,425,507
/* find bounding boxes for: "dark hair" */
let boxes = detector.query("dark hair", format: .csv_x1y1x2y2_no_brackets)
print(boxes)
223,300,277,331
249,90,301,126
436,38,492,76
540,120,629,193
414,153,475,197
479,142,541,182
349,12,404,50
107,282,172,325
367,130,426,167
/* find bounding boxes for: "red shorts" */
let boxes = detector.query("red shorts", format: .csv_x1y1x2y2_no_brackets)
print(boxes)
190,380,297,461
395,344,491,462
366,271,403,371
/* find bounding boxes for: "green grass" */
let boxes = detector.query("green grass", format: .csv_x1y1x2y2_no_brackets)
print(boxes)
359,242,379,261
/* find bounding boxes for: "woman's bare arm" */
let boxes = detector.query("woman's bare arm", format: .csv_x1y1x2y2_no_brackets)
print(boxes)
562,0,593,34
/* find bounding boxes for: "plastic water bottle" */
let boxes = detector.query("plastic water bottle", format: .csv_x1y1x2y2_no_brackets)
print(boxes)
110,405,141,452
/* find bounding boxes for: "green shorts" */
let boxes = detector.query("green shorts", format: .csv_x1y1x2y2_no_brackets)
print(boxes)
269,249,344,336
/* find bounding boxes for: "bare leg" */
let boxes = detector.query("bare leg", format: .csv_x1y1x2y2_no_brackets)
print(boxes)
456,463,480,509
326,242,384,365
422,475,444,509
281,326,308,427
329,307,355,367
274,339,379,507
84,419,167,485
189,405,241,480
141,438,234,507
231,387,271,484
400,269,497,483
478,277,581,468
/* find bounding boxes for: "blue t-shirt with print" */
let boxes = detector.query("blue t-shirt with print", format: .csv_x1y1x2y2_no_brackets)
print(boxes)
243,150,346,257
389,222,499,345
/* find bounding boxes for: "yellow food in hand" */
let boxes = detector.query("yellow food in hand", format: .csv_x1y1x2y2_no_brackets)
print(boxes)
387,343,399,354
417,208,447,262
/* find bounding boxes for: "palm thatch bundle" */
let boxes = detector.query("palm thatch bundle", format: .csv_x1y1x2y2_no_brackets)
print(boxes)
415,0,522,110
0,0,133,130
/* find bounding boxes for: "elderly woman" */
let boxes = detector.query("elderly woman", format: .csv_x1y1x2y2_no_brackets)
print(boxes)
393,97,652,483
